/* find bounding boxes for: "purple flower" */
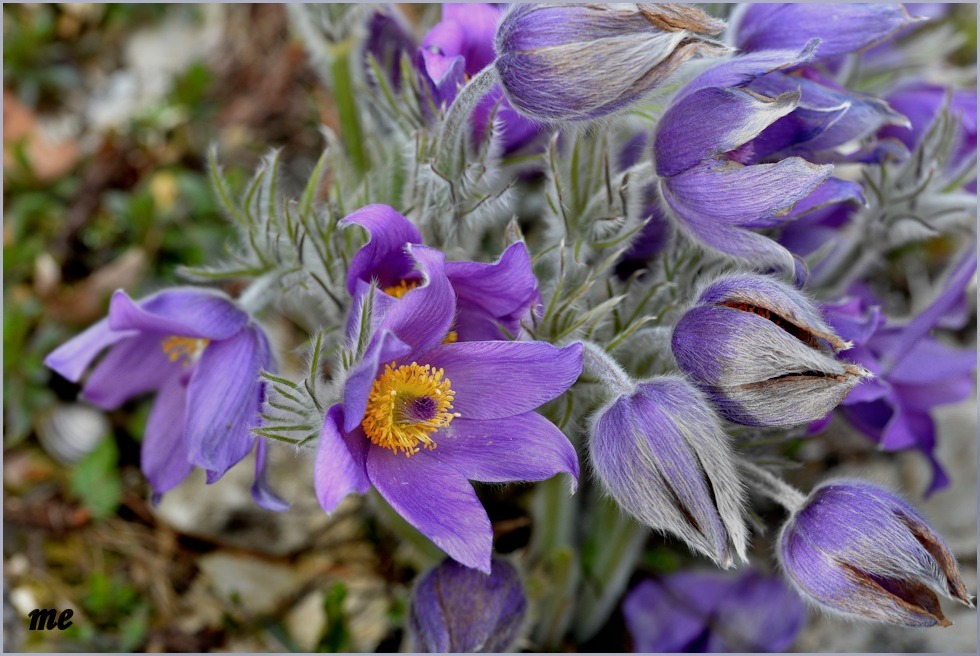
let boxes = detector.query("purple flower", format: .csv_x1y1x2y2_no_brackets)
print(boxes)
653,46,838,274
418,3,541,153
315,244,581,572
409,557,527,652
815,248,977,494
672,273,870,426
727,5,915,167
879,83,978,191
733,4,916,59
588,376,747,567
343,204,540,342
364,6,416,92
494,3,728,122
778,480,972,627
44,288,286,509
623,568,806,652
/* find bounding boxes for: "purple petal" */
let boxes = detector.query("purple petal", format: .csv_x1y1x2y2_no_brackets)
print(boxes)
315,404,370,512
184,326,266,476
342,205,423,295
420,341,583,420
735,4,916,59
81,333,181,410
342,329,413,433
377,244,457,355
662,158,833,228
436,412,579,490
251,439,290,512
656,87,799,177
108,288,249,340
782,178,866,221
141,374,193,496
678,42,818,100
44,317,135,383
367,444,493,573
440,3,502,74
445,242,539,340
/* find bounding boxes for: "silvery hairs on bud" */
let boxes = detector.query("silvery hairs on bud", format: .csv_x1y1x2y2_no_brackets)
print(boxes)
588,375,748,568
672,272,872,427
778,480,973,628
494,3,730,122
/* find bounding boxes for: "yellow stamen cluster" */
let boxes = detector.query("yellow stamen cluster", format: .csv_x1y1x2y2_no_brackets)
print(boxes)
383,279,419,298
161,336,210,366
443,330,458,344
362,361,460,456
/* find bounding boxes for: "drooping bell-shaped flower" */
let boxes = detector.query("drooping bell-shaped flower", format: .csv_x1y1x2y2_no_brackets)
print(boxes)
672,273,870,426
623,568,807,652
588,375,747,567
409,557,527,652
778,480,973,627
494,3,728,122
44,287,286,509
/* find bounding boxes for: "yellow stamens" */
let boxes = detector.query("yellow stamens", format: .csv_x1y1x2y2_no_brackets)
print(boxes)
161,336,210,366
362,361,460,456
383,279,419,298
443,330,458,344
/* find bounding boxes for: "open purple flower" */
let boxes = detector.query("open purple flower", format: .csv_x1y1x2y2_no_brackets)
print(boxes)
623,568,806,652
417,3,541,153
409,557,527,652
316,244,581,572
343,204,540,342
672,273,870,426
815,248,977,494
44,288,286,509
778,480,972,627
589,376,747,567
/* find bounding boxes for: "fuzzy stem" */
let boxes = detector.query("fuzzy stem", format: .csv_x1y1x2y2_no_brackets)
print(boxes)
581,341,634,397
237,271,280,316
738,458,807,512
435,65,499,176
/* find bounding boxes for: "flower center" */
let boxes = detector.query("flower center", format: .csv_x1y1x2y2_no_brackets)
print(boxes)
383,279,419,298
161,336,209,366
362,361,460,456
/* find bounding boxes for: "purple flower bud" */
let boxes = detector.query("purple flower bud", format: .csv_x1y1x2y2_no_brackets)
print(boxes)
778,480,973,627
494,4,728,122
672,273,871,426
408,557,527,652
588,376,748,567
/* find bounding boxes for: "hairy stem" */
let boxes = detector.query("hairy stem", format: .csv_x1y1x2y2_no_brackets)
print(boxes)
738,458,807,512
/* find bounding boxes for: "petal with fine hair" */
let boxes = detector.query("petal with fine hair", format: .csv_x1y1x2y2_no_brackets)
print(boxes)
315,405,370,513
341,204,422,294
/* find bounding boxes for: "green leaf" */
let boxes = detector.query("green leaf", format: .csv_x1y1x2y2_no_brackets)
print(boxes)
316,583,351,653
70,436,123,520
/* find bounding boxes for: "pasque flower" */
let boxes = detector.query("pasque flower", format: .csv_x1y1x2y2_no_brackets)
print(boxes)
416,3,541,153
672,273,870,426
494,3,728,122
814,248,977,494
653,46,838,275
343,204,540,342
409,557,527,652
316,243,581,572
623,568,806,652
44,288,286,509
778,480,972,627
588,376,747,567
